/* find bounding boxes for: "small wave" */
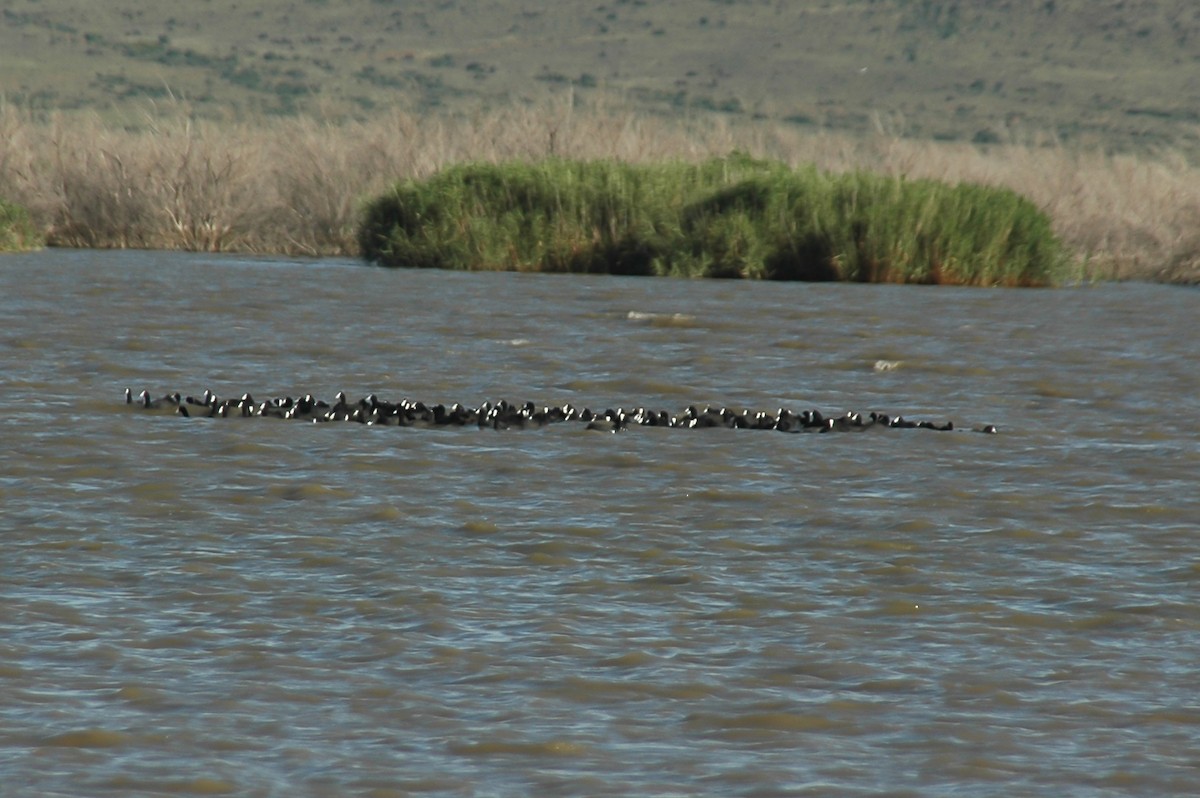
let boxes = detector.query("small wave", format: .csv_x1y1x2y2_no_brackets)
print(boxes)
356,504,404,522
686,711,837,734
597,650,657,668
626,310,697,327
42,728,131,748
267,483,353,502
448,739,588,758
460,519,499,535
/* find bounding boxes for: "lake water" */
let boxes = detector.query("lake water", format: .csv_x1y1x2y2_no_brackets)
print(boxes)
1,249,1198,797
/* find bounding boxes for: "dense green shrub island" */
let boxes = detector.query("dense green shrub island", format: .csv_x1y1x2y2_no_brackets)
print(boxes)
0,199,42,253
358,156,1069,285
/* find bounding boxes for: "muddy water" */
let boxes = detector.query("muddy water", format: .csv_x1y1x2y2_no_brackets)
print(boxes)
1,249,1198,796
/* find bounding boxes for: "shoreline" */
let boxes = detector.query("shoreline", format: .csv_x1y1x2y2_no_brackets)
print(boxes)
6,243,1196,287
2,104,1198,284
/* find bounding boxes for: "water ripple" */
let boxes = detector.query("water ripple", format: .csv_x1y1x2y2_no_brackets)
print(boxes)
0,251,1197,796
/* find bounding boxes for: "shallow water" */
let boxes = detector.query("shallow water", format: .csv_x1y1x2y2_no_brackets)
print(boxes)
1,249,1198,797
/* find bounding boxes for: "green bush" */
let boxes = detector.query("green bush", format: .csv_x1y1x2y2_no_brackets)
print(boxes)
358,156,1069,285
0,199,42,253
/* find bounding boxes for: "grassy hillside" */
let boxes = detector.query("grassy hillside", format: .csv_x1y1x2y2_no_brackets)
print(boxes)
2,0,1198,153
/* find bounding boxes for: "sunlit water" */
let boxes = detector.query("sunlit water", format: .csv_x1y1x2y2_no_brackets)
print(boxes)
1,249,1198,797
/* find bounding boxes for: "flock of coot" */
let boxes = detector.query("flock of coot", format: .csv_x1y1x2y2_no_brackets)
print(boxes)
126,388,997,434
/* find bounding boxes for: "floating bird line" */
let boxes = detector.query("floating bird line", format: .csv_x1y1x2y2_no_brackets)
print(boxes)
125,388,998,434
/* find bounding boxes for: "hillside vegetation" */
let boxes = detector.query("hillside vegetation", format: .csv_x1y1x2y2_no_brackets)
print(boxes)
2,0,1199,153
2,1,1198,281
2,102,1197,281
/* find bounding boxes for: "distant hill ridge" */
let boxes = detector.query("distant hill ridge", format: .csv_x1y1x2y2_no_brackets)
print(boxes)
2,0,1197,152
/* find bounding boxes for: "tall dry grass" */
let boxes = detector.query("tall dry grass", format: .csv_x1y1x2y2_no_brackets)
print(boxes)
1,99,1197,281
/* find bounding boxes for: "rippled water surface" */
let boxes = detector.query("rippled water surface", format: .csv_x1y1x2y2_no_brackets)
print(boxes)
2,250,1198,797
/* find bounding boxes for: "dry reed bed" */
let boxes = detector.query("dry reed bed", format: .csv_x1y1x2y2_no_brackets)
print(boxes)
1,103,1197,281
